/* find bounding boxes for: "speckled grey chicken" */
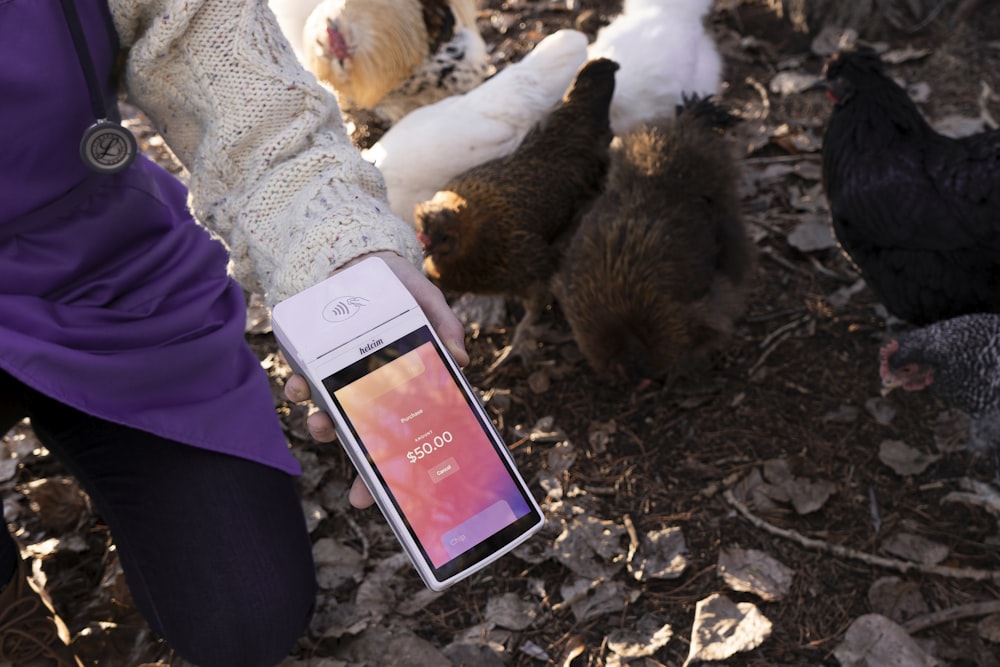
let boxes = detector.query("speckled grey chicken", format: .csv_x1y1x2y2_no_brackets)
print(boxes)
880,313,1000,453
414,57,618,362
817,46,1000,325
552,96,754,386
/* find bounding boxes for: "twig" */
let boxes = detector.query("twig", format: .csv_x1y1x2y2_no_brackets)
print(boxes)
723,488,1000,582
744,307,808,324
743,154,822,165
903,0,955,33
746,76,771,117
760,246,808,277
748,331,794,377
953,0,985,23
622,514,640,563
336,508,370,561
758,314,811,350
979,80,998,130
867,486,882,534
748,314,811,377
550,577,607,614
807,255,856,284
903,600,1000,634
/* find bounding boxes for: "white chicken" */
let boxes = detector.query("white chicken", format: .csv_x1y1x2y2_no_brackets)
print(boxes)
587,0,722,135
363,28,590,224
298,0,490,124
268,0,321,63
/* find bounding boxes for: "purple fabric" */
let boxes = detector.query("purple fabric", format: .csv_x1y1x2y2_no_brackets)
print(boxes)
0,0,300,474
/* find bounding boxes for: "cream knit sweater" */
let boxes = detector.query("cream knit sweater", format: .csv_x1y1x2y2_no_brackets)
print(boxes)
110,0,422,306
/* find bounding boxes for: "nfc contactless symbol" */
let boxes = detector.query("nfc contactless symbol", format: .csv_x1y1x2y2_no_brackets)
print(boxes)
322,296,370,322
80,121,137,174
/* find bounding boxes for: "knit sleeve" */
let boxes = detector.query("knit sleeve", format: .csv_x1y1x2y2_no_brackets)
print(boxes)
108,0,423,306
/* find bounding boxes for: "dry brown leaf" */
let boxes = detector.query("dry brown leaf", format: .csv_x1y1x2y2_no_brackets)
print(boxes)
769,71,818,96
786,477,837,515
683,593,772,666
867,576,929,623
552,513,628,579
881,532,949,566
353,553,410,620
18,476,90,532
560,578,639,622
587,419,616,454
756,458,836,515
822,405,861,424
977,614,1000,643
718,546,795,601
834,614,941,667
629,526,688,581
607,614,673,658
787,216,836,252
878,440,941,476
313,538,365,590
528,369,551,394
442,641,506,667
866,398,898,426
484,592,540,631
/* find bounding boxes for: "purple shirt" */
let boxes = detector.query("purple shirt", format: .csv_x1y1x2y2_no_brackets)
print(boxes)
0,0,300,475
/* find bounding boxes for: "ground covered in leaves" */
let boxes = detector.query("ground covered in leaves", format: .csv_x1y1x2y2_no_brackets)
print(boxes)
5,1,1000,665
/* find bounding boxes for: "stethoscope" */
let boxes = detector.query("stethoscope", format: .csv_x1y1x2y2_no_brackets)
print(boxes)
59,0,136,174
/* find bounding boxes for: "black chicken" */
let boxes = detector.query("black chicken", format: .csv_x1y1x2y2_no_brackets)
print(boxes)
880,313,1000,452
817,47,1000,325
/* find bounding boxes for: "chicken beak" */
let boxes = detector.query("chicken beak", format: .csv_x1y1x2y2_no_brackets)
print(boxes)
416,232,433,257
880,380,902,397
803,78,831,94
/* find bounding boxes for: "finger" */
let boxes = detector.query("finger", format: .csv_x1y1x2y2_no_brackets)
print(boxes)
349,477,375,508
373,252,470,367
283,374,311,403
305,409,337,442
443,337,470,368
418,285,470,368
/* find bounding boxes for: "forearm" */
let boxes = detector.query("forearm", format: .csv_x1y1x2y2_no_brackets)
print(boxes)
109,0,422,304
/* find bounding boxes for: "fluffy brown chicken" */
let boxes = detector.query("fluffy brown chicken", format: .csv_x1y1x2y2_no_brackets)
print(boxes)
552,96,755,386
414,58,619,362
302,0,488,123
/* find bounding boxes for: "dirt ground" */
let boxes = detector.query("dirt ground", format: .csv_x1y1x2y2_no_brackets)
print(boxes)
5,1,1000,666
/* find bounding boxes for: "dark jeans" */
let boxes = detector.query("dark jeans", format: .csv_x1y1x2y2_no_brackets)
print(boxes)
0,371,316,667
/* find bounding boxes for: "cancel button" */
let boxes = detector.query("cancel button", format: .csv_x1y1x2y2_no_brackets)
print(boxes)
427,457,460,483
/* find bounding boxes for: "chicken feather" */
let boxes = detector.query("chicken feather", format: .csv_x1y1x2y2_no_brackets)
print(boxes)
587,0,722,135
269,0,322,62
364,29,590,224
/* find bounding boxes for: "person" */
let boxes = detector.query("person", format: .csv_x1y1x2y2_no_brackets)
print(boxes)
0,0,467,665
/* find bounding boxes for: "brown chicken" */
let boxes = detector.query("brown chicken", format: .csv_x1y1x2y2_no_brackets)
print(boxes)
552,96,755,386
414,58,619,363
302,0,488,123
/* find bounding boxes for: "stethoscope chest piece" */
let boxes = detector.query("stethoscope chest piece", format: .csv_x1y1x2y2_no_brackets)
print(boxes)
80,120,137,174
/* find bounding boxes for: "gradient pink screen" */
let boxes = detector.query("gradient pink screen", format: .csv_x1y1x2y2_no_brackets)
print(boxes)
334,341,531,567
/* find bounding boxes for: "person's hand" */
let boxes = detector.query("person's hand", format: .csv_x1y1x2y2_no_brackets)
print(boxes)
282,250,468,509
354,251,469,366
